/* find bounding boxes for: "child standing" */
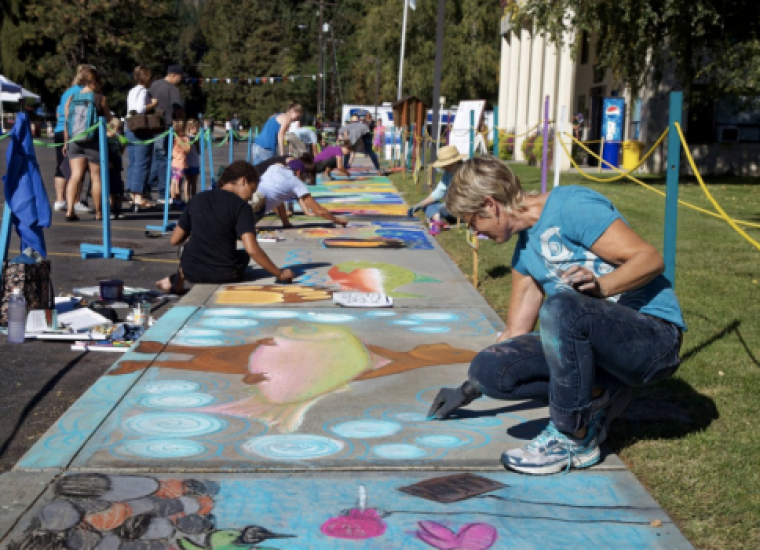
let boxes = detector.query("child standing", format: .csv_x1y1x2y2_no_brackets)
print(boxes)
106,120,126,219
184,119,201,201
171,119,191,208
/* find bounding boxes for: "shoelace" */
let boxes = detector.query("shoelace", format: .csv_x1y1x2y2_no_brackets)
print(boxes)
527,422,578,473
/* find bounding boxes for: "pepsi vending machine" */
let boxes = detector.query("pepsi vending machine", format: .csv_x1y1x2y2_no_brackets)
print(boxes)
601,97,625,169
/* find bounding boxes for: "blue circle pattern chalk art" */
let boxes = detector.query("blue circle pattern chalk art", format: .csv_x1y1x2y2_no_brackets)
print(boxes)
409,326,451,333
408,312,460,321
330,420,403,439
303,312,356,323
415,434,472,448
117,438,208,459
124,413,227,438
372,444,429,460
200,317,260,329
139,393,216,409
241,435,345,460
144,381,201,394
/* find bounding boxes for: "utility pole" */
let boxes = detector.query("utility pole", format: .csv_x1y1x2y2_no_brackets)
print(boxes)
308,0,336,120
429,0,445,164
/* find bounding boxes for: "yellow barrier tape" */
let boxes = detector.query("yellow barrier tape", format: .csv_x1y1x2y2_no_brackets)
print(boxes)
674,122,760,251
558,133,760,230
560,129,669,182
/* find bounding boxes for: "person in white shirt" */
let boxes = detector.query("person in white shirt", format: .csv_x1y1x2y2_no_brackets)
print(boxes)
252,163,348,228
125,66,158,211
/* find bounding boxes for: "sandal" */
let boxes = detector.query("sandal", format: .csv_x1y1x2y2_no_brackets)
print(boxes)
65,214,79,222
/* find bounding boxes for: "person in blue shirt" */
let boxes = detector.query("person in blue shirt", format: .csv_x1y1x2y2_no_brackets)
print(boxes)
251,103,302,165
428,155,685,475
407,145,467,233
52,65,88,212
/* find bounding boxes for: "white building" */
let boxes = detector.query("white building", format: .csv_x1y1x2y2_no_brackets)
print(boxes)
497,9,760,176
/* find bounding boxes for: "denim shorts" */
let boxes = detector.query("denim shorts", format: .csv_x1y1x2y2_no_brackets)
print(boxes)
68,139,100,164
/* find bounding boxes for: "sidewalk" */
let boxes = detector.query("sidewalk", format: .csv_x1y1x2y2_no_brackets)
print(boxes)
0,164,692,549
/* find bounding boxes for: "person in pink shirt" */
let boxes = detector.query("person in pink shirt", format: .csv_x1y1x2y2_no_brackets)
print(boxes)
170,119,191,207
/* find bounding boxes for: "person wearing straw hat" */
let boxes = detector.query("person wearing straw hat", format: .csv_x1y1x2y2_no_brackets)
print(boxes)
407,145,467,234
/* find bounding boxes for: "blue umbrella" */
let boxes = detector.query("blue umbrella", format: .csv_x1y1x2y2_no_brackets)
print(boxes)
2,113,51,256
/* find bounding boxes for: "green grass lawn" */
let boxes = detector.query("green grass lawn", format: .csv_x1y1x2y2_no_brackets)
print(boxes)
391,165,760,549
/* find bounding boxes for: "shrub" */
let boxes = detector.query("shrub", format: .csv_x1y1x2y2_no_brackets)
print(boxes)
521,131,553,167
497,129,515,161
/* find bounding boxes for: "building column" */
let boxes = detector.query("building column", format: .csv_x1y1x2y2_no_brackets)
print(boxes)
542,40,559,123
504,30,521,138
526,27,545,136
498,33,511,137
513,25,533,161
555,29,577,171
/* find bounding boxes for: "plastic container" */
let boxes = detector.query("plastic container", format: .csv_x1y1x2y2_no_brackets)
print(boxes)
622,140,645,171
7,289,27,344
99,279,124,301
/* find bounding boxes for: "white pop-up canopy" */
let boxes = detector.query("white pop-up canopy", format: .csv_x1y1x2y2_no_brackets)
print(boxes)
1,75,41,132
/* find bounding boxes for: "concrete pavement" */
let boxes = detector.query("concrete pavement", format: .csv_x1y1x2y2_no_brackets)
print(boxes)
0,157,692,548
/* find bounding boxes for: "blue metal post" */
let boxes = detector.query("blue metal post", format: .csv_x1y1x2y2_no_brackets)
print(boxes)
246,128,252,163
407,124,414,170
469,111,475,159
80,117,133,258
146,130,176,234
391,127,396,167
0,203,12,264
99,118,111,258
228,128,234,164
255,126,259,138
207,130,215,188
492,105,499,157
663,91,683,285
200,128,207,191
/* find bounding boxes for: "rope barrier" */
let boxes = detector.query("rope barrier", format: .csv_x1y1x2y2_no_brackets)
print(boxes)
559,129,669,182
557,131,760,231
674,122,760,251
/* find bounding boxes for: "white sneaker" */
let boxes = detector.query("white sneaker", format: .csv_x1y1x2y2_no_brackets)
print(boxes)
54,201,67,212
74,202,94,213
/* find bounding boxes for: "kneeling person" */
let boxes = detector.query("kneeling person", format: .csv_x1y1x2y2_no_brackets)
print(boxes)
428,155,685,475
156,161,294,293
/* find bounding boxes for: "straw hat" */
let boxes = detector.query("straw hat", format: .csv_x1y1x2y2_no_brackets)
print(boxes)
430,145,468,168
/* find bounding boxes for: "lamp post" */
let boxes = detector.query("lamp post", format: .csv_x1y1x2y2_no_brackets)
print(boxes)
366,58,380,121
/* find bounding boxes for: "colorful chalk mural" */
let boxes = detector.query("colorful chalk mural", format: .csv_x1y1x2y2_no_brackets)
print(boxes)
216,285,334,305
8,472,685,549
321,203,410,216
327,261,440,297
8,473,296,549
58,309,516,467
295,222,434,250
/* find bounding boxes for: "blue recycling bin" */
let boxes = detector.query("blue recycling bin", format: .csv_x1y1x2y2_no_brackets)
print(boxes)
601,142,622,170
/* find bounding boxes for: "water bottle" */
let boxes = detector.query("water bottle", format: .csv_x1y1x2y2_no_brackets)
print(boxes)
7,288,27,344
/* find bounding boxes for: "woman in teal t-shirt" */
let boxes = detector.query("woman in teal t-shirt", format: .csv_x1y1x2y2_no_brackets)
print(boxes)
428,155,685,476
251,103,302,165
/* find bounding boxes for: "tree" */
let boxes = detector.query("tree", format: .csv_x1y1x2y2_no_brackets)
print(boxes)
520,0,760,99
345,0,500,109
200,0,320,127
5,0,180,112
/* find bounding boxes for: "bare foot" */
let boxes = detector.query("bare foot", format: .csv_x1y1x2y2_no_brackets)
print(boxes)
155,273,184,293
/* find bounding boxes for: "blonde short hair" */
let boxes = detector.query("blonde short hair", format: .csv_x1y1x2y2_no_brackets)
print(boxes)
445,155,532,219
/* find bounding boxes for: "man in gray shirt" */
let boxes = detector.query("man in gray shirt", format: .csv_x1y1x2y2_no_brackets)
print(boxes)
148,64,185,201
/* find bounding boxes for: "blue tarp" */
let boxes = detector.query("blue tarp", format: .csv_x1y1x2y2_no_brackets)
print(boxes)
2,113,51,256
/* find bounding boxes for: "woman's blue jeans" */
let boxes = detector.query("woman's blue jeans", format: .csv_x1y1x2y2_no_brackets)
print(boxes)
468,291,683,434
125,129,153,195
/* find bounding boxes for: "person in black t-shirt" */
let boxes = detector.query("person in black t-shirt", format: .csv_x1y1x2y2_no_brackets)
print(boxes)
155,161,295,293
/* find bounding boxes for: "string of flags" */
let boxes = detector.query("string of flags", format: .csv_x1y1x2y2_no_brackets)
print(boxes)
184,74,324,85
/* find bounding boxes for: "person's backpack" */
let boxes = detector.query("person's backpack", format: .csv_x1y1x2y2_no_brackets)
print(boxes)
67,91,101,141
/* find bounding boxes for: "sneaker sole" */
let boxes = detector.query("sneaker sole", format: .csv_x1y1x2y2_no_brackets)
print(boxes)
501,446,601,475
